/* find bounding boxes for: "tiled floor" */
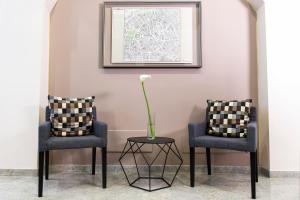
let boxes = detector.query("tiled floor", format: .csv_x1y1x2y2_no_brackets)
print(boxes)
0,170,299,200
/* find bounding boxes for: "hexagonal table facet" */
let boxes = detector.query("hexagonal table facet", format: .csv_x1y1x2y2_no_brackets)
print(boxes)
119,137,183,192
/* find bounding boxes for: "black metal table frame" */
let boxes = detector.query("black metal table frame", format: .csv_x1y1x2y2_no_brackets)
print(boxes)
119,138,183,192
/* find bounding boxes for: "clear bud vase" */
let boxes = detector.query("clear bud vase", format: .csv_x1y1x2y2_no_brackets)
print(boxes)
147,113,156,140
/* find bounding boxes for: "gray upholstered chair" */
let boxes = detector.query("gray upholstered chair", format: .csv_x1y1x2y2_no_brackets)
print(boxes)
38,107,107,197
189,107,258,199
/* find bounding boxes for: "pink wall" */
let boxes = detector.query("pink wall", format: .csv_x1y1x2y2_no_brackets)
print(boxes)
49,0,257,166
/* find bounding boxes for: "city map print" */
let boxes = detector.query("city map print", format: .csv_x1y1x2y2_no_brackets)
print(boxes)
123,8,181,63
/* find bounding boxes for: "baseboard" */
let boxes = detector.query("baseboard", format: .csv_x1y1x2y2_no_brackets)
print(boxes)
269,170,300,178
0,165,252,176
1,165,299,178
260,167,270,177
48,164,252,175
1,165,249,176
259,167,300,178
0,169,37,176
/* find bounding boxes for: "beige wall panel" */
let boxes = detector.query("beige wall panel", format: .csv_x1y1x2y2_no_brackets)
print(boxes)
49,0,258,166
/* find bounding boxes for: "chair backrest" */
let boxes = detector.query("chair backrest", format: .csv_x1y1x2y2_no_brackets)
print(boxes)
205,106,257,122
45,106,97,121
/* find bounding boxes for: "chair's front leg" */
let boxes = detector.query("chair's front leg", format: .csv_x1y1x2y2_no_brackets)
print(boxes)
206,148,211,175
102,147,107,188
45,151,49,180
250,152,256,199
92,147,96,175
190,147,195,187
38,152,44,197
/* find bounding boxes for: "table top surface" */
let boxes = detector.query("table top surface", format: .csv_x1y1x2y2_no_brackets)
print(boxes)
127,137,175,144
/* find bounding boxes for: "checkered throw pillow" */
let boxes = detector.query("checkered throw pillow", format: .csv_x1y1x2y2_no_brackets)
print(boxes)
207,99,252,138
48,96,95,137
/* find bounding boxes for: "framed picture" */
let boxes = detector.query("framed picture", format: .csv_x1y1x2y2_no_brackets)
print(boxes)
102,1,202,68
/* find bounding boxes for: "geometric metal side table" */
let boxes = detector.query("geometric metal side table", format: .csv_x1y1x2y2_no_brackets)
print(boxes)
119,137,183,192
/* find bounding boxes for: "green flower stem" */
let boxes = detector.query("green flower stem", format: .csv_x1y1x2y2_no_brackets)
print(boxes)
141,81,155,140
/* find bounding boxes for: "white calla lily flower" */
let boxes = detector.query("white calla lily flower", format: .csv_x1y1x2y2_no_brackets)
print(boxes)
139,74,151,82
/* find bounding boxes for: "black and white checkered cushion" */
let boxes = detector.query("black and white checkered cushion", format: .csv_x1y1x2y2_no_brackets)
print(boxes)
48,96,95,137
207,99,252,138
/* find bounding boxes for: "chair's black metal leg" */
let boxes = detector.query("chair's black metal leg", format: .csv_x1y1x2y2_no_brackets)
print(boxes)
45,151,49,180
38,152,44,197
102,147,107,188
206,148,211,175
190,147,195,187
92,147,96,175
250,152,256,199
256,151,258,182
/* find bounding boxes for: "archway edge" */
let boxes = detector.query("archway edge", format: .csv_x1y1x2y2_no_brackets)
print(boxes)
247,0,264,11
39,0,58,123
46,0,58,13
47,0,264,13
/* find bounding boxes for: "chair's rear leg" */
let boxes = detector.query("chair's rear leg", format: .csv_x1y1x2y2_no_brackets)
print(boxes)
206,148,211,175
92,147,96,175
38,152,44,197
250,152,256,199
45,151,49,180
190,147,195,187
102,147,107,188
256,151,258,182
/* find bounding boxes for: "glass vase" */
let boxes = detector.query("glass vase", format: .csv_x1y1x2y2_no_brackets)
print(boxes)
147,113,156,140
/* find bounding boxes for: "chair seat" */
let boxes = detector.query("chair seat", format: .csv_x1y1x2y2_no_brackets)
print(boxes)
195,135,250,152
46,135,105,150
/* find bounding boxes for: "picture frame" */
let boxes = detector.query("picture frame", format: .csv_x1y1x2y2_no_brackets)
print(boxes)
102,1,202,68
